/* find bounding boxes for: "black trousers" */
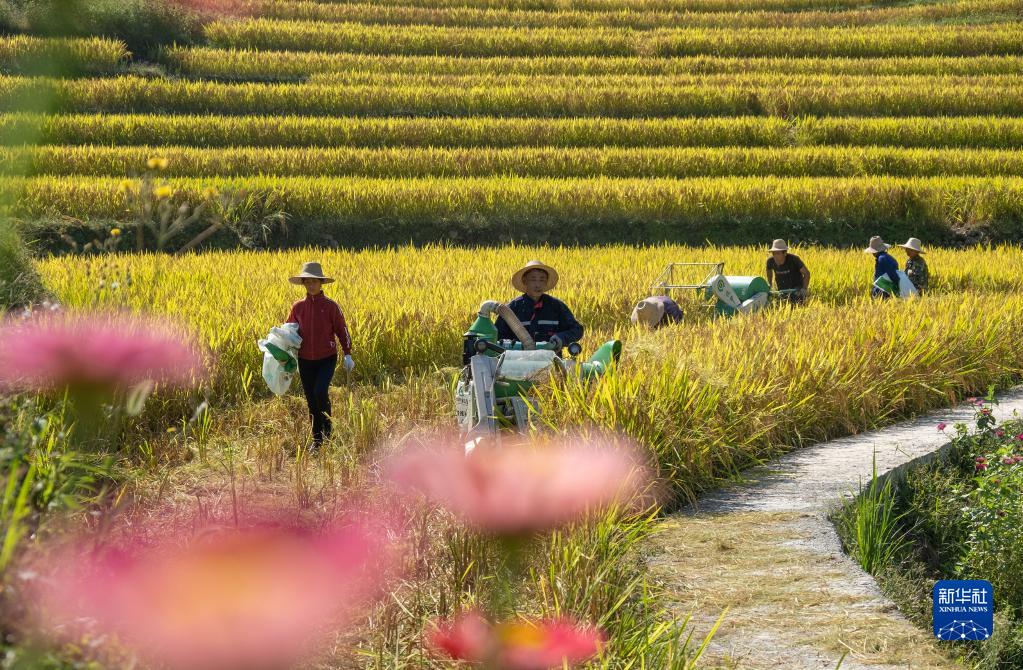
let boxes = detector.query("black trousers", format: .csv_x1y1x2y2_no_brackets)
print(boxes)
298,354,337,445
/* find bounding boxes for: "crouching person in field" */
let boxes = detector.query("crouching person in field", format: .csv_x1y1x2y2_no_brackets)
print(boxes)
286,262,354,454
865,236,901,299
631,295,683,329
765,239,810,303
898,237,929,295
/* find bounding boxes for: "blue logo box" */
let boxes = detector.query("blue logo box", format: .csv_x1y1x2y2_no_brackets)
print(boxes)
933,580,994,641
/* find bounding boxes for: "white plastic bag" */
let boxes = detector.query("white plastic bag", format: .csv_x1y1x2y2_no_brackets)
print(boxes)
873,271,919,299
257,322,302,396
897,270,919,299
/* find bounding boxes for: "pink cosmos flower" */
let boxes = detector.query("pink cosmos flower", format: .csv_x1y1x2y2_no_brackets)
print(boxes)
1016,434,1023,441
966,397,981,405
1002,457,1015,466
427,611,605,670
33,520,396,670
385,434,654,536
937,422,947,431
996,430,1005,438
1012,455,1023,464
976,462,989,471
0,312,203,393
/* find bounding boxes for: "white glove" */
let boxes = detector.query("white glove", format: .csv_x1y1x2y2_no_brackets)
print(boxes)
548,334,563,349
478,300,501,317
343,355,355,372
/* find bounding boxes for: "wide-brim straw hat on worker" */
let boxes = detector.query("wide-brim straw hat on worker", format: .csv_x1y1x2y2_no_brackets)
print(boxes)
512,260,559,293
769,239,789,252
631,298,665,328
898,237,925,253
864,236,891,254
289,261,335,285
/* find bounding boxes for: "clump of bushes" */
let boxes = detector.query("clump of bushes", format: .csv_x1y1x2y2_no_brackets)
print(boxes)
0,0,208,58
835,397,1023,669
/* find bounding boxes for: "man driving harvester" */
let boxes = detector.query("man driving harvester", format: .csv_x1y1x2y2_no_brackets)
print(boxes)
496,260,583,355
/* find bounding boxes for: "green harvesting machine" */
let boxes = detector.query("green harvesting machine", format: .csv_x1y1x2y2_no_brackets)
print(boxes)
649,262,795,316
455,300,622,451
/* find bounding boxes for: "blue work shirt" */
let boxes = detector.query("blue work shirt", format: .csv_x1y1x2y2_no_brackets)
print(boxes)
496,293,584,349
872,251,900,298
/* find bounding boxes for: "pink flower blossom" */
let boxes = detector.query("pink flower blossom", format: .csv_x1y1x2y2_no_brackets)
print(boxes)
976,462,988,471
996,430,1005,438
1016,434,1023,441
1013,455,1023,464
385,435,654,536
966,397,980,405
937,422,947,431
1002,457,1015,466
33,520,396,670
0,312,203,393
428,611,605,670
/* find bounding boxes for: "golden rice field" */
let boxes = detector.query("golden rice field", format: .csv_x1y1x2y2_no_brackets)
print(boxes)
2,0,1023,246
37,244,1023,498
7,1,1023,666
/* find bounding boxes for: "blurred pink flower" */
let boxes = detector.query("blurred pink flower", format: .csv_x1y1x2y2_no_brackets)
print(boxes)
385,435,654,536
1002,457,1014,466
34,520,396,670
428,611,605,670
937,422,947,431
996,430,1005,438
0,312,203,393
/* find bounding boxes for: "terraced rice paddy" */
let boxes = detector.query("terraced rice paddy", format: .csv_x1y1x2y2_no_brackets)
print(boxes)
1,0,1022,246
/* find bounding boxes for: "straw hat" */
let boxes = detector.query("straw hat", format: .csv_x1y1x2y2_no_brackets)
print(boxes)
289,261,335,285
631,298,665,328
512,260,559,293
864,236,891,254
898,237,924,253
769,239,789,252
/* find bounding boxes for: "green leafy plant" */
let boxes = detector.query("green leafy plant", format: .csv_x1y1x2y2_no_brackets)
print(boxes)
843,453,910,576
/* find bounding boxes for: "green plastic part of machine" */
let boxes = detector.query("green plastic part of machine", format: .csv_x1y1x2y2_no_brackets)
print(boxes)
706,275,771,315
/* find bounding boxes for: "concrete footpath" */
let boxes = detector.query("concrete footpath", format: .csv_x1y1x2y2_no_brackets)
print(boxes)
647,389,1023,669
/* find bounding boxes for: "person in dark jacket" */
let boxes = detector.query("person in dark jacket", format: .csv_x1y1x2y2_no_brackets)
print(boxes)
286,261,354,453
496,260,583,354
865,236,901,299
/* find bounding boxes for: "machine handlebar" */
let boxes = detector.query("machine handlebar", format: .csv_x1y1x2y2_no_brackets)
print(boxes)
473,338,582,357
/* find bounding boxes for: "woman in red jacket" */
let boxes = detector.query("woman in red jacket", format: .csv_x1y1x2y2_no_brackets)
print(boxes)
286,262,354,453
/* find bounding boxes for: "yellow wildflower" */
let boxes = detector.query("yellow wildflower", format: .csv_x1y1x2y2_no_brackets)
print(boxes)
153,185,174,200
147,157,169,171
